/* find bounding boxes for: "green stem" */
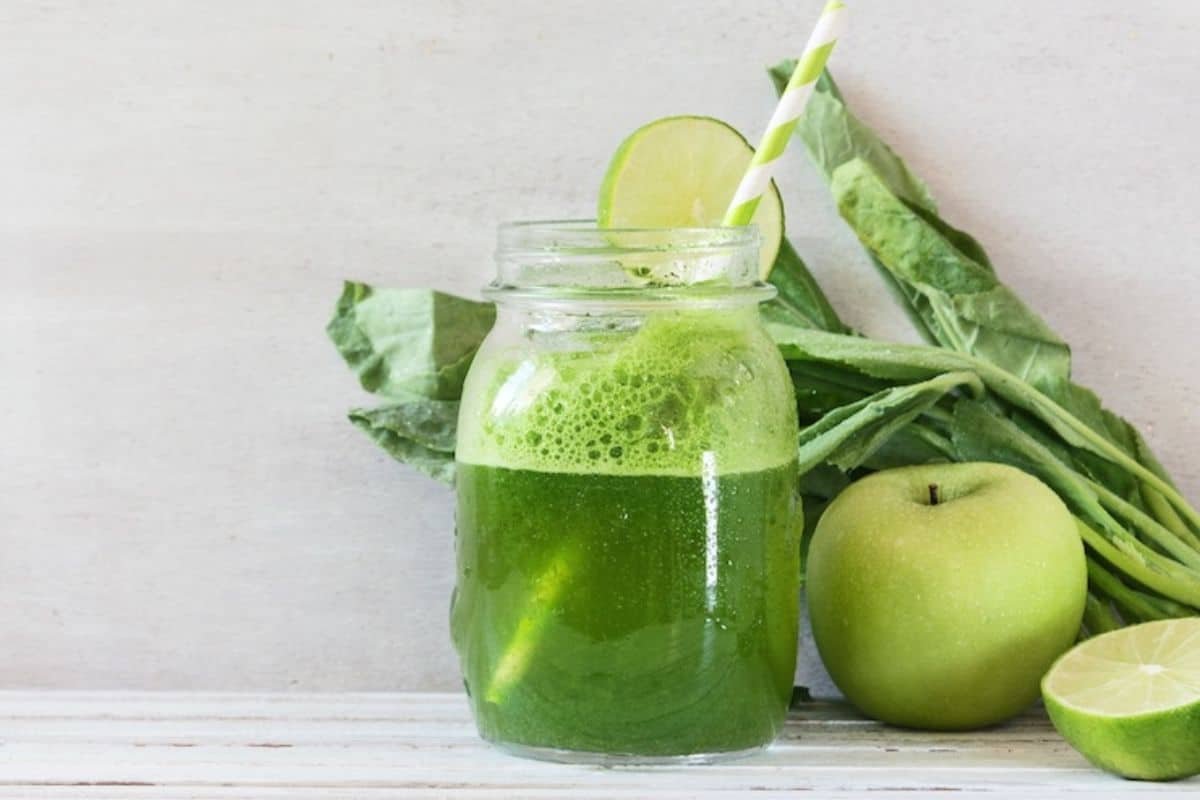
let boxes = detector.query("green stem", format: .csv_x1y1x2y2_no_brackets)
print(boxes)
1086,558,1187,623
1141,482,1200,548
1081,591,1122,636
1073,518,1200,608
1086,478,1200,569
967,357,1200,532
929,301,971,354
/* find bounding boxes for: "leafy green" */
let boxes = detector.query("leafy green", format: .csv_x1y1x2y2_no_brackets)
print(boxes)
327,281,495,401
348,400,459,484
865,420,956,470
771,65,942,343
827,156,1162,516
769,66,933,211
764,238,851,334
327,283,495,481
777,63,1075,394
772,327,1199,532
830,158,1071,393
796,371,981,473
769,62,1193,546
1081,593,1122,637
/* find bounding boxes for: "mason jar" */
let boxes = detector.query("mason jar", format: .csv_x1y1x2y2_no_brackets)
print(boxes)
451,221,801,763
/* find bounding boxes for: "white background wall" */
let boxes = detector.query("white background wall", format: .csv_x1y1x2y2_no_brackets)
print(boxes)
3,0,1197,691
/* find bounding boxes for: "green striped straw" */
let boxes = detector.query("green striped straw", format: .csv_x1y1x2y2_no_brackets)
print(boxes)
722,0,847,226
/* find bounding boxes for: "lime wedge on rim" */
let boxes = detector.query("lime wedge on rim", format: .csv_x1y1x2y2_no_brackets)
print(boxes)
598,116,784,280
1042,617,1200,781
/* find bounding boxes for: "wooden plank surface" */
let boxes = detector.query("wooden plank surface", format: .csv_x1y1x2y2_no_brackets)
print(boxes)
0,693,1195,798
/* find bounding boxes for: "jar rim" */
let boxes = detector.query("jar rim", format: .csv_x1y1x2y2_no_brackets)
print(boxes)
491,219,772,305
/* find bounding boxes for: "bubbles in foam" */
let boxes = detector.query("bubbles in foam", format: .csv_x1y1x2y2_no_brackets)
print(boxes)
457,312,798,476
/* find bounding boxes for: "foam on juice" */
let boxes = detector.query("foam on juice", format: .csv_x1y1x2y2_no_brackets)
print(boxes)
456,309,797,476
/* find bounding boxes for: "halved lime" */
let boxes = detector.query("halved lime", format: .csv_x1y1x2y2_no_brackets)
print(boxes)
598,116,784,280
1042,617,1200,781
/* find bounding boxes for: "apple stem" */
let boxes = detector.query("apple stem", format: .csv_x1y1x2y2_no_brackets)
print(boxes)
929,483,940,506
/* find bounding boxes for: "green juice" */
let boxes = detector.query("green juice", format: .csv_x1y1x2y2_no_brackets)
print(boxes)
454,462,799,755
453,309,801,758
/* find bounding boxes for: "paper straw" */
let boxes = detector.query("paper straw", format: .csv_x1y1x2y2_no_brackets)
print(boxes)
722,0,847,226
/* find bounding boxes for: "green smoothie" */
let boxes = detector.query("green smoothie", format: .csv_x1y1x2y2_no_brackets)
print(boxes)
453,308,800,758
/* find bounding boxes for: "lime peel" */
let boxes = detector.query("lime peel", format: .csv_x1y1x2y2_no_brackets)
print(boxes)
1042,617,1200,781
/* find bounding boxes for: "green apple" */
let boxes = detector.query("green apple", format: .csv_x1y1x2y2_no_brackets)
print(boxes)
807,462,1087,730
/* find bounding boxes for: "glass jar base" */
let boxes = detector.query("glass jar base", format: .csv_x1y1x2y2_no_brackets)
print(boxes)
491,739,769,766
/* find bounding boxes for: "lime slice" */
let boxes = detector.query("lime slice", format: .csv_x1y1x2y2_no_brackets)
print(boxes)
483,545,576,705
598,116,784,280
1042,618,1200,781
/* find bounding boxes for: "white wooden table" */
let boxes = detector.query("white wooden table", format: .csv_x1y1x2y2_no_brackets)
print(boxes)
0,692,1194,798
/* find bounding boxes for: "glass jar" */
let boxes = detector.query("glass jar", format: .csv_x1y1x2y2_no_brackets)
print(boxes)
451,221,801,764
